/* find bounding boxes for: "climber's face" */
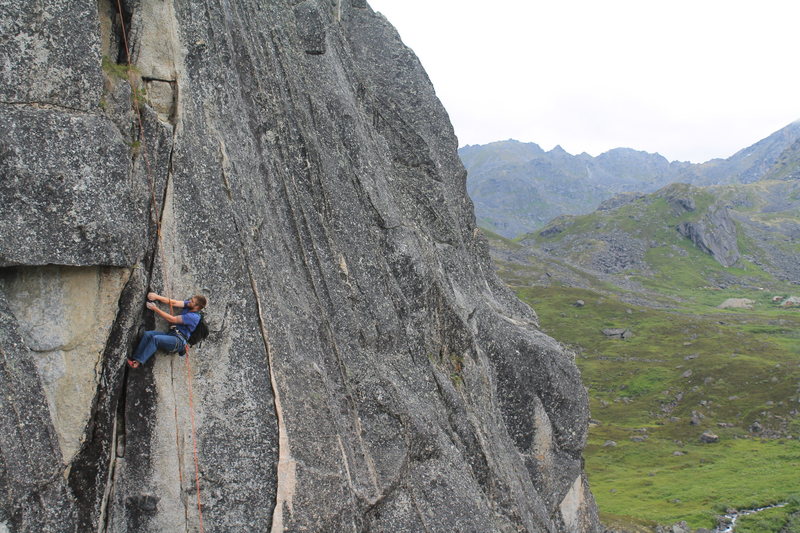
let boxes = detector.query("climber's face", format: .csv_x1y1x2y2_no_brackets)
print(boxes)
187,297,201,311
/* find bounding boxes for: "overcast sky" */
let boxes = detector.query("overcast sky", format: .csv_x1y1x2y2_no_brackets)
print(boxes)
367,0,800,163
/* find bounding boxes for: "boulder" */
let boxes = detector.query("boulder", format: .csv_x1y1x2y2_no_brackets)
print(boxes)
717,298,755,309
699,432,720,444
671,521,691,533
538,222,566,238
601,328,633,339
656,521,691,533
781,296,800,307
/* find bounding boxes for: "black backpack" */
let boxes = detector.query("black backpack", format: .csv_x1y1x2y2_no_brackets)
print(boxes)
187,312,209,346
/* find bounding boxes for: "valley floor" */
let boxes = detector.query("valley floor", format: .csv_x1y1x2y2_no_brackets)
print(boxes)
489,239,800,532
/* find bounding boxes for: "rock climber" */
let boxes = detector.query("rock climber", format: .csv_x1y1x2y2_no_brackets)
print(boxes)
127,292,207,369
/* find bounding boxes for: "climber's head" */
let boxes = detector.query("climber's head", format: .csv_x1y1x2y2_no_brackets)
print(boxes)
187,295,207,312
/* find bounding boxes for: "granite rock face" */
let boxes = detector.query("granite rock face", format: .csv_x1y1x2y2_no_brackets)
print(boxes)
676,204,740,268
0,1,600,532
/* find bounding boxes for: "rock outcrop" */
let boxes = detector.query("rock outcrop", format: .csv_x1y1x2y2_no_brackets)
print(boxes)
676,204,740,267
529,178,800,291
0,1,599,532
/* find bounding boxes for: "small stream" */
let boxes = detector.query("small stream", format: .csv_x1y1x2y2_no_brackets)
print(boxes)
714,502,787,532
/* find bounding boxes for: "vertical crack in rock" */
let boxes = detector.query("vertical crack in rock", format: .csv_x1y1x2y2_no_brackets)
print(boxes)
62,261,149,532
99,365,129,533
320,321,381,497
68,84,176,533
111,0,134,65
97,414,118,532
217,143,288,531
409,491,433,533
262,295,295,533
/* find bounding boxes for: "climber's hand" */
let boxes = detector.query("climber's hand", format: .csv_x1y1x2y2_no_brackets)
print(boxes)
146,302,157,311
147,292,158,301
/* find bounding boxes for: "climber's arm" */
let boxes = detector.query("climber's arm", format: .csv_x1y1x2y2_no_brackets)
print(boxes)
147,292,185,308
146,302,184,324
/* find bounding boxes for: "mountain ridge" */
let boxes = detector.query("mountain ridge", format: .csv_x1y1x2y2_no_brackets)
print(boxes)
461,121,800,238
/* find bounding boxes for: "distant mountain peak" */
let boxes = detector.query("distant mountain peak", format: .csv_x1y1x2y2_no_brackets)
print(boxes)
602,147,651,156
460,122,800,238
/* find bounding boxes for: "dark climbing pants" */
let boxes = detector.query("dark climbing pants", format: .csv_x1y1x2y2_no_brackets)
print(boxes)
131,330,184,365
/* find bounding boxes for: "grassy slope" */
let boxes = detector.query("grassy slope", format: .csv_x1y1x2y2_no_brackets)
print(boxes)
526,182,800,288
487,219,800,530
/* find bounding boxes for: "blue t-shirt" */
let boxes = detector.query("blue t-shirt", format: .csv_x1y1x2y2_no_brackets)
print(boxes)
176,301,200,339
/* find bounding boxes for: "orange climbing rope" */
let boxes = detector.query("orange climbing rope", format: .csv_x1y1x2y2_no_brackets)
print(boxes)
114,2,205,530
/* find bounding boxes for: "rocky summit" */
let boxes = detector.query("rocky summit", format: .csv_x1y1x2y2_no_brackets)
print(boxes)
0,1,600,532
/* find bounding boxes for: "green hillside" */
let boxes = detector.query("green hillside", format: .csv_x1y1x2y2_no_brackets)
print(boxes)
521,180,800,290
485,180,800,531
